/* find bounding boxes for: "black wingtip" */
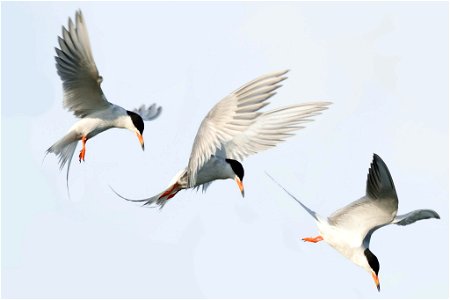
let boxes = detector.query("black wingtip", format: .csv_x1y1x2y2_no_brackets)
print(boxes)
427,209,441,220
429,210,440,220
372,153,386,169
366,153,397,200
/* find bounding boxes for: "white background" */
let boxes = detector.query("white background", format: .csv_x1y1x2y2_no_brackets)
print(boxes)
2,2,448,298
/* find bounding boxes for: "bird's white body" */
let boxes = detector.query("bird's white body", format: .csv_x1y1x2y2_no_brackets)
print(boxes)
169,156,237,189
317,220,355,256
67,105,132,139
316,218,377,271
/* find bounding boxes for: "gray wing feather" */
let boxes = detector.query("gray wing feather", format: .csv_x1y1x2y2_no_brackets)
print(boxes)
363,209,440,248
55,10,110,118
393,209,440,226
133,104,162,121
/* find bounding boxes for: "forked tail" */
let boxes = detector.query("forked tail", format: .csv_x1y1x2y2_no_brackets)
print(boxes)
265,172,319,221
45,132,79,195
110,182,182,209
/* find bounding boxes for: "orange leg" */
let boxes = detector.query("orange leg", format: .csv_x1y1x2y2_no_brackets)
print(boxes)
166,190,180,200
79,136,87,162
302,235,323,243
159,183,180,199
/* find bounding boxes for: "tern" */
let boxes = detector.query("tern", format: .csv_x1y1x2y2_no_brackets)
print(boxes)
267,154,440,291
46,11,162,190
113,70,331,208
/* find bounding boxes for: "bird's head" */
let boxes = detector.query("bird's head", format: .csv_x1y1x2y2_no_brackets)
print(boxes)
225,158,245,197
126,111,145,150
363,248,381,292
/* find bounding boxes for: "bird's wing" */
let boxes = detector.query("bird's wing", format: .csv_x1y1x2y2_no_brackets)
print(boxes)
133,104,162,121
328,154,399,246
393,209,440,226
186,70,289,186
362,209,440,248
223,102,331,161
55,10,111,118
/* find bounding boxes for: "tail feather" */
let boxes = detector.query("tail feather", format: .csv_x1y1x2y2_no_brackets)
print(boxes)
46,132,79,194
110,182,181,209
265,172,319,221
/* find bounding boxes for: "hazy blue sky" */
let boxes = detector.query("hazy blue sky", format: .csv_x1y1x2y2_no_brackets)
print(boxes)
2,1,448,298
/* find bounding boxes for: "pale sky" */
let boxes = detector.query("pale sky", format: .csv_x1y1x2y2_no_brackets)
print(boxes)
2,1,448,298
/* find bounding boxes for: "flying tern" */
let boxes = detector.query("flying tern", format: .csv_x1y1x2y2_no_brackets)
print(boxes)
46,11,162,190
113,70,331,208
267,154,440,291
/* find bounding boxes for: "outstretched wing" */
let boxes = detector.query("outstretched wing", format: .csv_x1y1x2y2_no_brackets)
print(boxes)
223,102,331,161
393,209,440,226
55,10,110,118
363,209,440,248
328,154,398,247
186,70,289,186
133,104,162,121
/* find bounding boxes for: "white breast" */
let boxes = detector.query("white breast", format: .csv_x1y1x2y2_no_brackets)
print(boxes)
317,221,363,261
68,105,129,138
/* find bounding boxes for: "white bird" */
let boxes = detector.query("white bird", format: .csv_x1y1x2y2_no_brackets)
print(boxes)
267,154,440,291
113,70,331,208
46,11,162,190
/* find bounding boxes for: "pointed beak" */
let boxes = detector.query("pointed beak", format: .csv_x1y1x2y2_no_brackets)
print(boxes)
136,131,144,150
371,271,380,292
235,176,245,197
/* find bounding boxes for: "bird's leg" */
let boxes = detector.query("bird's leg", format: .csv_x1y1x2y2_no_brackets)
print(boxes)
302,235,323,243
159,182,180,200
79,136,87,162
166,190,180,200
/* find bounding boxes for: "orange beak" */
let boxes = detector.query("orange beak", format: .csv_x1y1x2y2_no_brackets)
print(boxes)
136,131,144,150
372,271,380,292
235,176,245,197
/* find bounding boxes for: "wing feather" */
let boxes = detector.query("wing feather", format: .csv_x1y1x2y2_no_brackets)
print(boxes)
55,10,110,118
133,104,163,121
224,103,331,161
393,209,440,226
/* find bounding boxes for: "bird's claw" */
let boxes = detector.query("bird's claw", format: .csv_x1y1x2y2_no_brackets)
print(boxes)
78,148,86,163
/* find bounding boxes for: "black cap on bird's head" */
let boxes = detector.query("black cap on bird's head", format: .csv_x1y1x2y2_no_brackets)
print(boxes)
364,248,381,292
127,111,145,150
225,158,245,197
